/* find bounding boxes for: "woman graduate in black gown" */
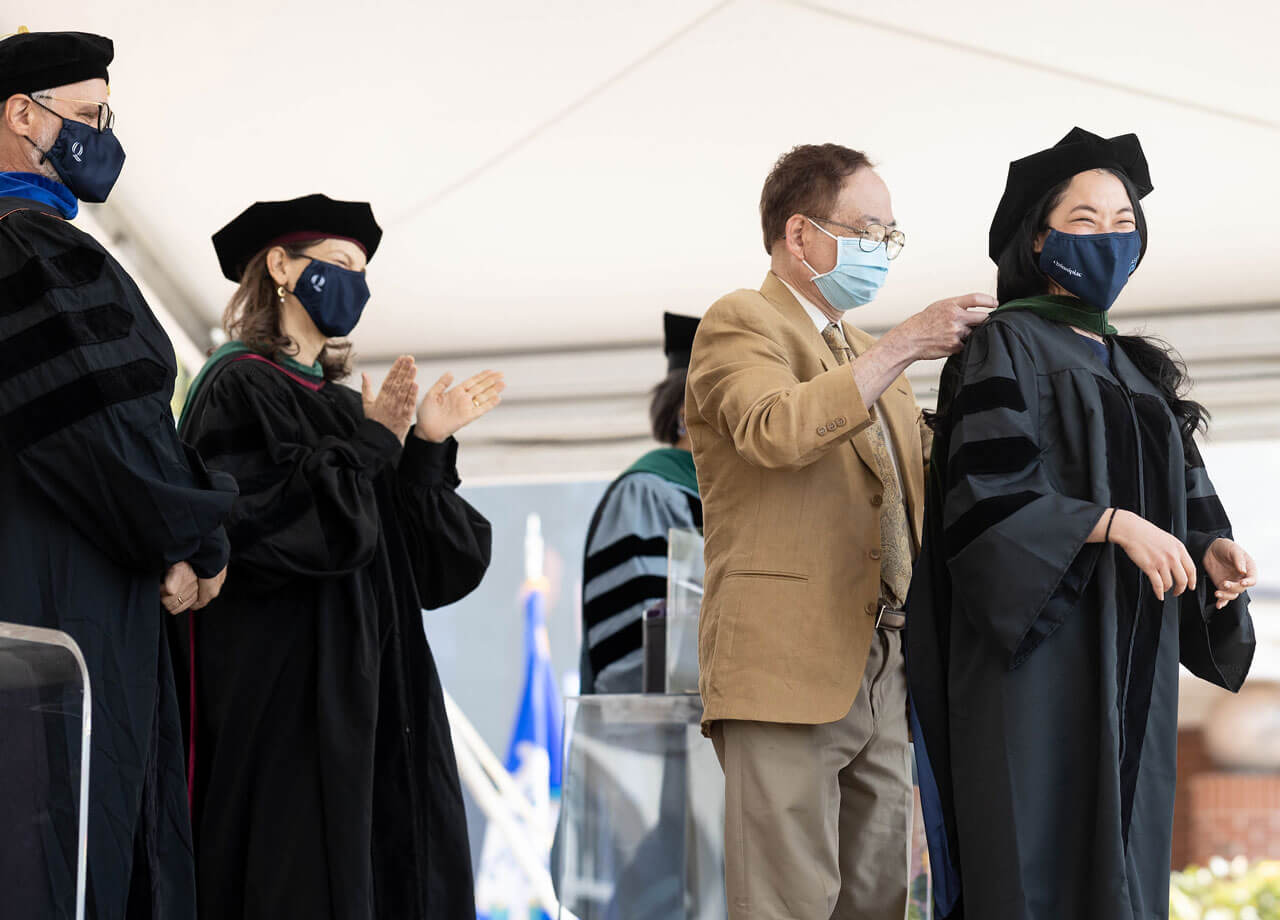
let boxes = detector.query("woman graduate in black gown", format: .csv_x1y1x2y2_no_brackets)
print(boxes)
169,194,504,920
907,129,1258,920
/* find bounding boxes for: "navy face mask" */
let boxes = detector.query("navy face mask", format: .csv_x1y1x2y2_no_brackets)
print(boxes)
291,259,371,337
1038,229,1142,313
29,101,126,203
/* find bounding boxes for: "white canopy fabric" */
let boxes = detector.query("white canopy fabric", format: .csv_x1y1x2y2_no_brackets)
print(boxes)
29,0,1280,479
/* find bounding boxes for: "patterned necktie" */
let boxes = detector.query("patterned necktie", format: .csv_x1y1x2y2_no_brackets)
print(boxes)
821,322,913,608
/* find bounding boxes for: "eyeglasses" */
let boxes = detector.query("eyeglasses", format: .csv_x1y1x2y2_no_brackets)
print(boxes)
30,94,115,132
811,216,906,260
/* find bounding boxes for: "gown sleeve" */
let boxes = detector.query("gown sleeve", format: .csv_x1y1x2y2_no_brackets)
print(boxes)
942,320,1108,668
190,362,401,587
0,211,235,577
1177,442,1255,690
582,474,698,691
393,429,492,609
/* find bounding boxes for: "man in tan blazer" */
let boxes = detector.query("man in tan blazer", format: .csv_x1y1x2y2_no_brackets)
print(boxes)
686,143,993,919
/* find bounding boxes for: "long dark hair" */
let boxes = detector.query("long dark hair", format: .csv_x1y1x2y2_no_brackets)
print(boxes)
994,168,1208,452
222,243,353,382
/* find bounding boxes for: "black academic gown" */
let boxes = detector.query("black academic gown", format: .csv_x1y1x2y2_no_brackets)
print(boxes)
169,349,492,920
907,310,1255,920
0,197,236,920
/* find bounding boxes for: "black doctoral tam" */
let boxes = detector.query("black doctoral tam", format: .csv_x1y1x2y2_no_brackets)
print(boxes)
988,127,1152,262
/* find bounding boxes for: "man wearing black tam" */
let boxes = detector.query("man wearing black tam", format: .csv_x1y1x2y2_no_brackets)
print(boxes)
580,311,702,694
906,128,1258,919
0,26,235,920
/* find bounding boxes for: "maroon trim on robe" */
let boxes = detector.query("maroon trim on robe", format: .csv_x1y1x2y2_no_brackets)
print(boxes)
231,353,325,391
188,619,197,810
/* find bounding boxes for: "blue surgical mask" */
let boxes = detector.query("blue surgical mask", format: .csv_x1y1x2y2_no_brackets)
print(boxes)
1038,229,1141,313
291,259,371,337
802,218,890,311
28,100,126,203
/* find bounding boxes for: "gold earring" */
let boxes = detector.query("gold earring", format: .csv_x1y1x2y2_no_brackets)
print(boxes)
277,285,286,302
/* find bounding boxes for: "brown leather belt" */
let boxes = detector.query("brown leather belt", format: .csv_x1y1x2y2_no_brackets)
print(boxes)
874,603,906,631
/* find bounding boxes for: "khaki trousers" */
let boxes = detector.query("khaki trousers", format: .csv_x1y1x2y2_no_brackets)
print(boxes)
711,630,912,920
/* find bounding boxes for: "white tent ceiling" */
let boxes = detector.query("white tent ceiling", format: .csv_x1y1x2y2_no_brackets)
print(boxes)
32,0,1280,478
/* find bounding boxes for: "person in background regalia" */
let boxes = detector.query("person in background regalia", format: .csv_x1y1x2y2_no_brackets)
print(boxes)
168,194,502,920
0,28,236,920
555,313,703,920
907,128,1259,920
580,311,702,694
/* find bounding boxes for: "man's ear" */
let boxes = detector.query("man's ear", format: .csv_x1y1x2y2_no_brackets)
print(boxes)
3,95,35,137
783,213,808,262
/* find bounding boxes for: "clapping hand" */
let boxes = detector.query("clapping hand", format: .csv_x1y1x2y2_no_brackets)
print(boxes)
415,369,505,443
1204,538,1258,610
362,355,420,444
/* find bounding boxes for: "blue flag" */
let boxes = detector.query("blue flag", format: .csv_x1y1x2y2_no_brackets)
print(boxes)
475,578,564,919
506,583,563,794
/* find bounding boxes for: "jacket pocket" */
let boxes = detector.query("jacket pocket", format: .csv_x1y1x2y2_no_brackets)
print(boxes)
724,569,809,583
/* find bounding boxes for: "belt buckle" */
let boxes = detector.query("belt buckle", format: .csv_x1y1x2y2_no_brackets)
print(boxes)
874,603,906,630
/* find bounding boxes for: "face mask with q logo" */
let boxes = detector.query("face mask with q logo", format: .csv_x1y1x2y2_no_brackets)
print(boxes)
28,100,126,203
290,259,372,337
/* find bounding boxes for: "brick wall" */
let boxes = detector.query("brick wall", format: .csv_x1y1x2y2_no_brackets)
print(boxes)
1174,728,1214,869
1187,772,1280,865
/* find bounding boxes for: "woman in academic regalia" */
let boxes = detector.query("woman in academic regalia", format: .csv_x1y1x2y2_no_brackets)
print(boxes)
168,194,503,920
907,129,1259,920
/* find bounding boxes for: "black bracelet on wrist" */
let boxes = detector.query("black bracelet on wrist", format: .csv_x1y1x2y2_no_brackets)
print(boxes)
1104,508,1118,544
